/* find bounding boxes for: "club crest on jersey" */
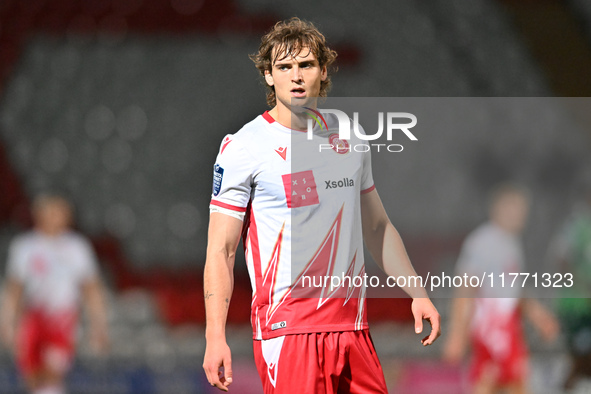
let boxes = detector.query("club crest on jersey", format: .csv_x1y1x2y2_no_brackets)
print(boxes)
212,164,224,196
328,133,349,154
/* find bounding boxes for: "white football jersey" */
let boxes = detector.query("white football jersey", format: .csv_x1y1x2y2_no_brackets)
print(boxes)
456,222,524,355
6,230,98,313
210,111,375,340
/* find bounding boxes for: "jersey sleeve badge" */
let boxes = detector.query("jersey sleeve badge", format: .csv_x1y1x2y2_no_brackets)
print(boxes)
213,164,224,196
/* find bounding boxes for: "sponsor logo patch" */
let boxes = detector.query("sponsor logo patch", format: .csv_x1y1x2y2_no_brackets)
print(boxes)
282,171,319,208
213,164,224,196
325,178,354,189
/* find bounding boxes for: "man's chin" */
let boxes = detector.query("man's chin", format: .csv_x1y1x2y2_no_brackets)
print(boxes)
288,96,319,110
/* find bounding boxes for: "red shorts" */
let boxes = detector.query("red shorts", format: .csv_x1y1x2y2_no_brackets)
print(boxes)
470,333,528,386
253,330,387,394
16,309,77,376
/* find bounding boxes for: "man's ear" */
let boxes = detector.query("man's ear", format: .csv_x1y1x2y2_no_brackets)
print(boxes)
321,65,328,82
264,70,274,86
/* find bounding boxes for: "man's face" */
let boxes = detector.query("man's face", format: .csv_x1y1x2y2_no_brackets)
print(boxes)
265,46,327,109
492,193,529,234
34,198,72,236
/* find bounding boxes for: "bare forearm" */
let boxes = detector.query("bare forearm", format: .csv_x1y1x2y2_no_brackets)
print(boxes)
448,296,472,339
361,190,427,298
0,280,23,347
0,281,22,329
526,298,560,341
202,211,241,391
366,222,428,298
0,295,16,329
442,294,472,360
204,252,234,341
520,298,542,319
85,281,108,332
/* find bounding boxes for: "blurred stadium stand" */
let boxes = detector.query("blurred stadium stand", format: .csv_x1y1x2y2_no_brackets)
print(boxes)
0,0,590,392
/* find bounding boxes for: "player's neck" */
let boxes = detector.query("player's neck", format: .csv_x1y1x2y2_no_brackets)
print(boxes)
269,103,309,131
490,219,520,236
36,225,66,238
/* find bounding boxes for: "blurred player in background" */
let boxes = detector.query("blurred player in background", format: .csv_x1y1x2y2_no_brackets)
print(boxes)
203,17,440,393
0,194,108,394
444,183,559,394
548,182,591,390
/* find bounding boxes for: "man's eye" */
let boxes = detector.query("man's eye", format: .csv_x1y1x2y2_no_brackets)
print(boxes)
279,66,289,71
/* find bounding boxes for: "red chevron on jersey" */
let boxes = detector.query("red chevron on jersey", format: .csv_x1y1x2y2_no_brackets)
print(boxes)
343,253,358,305
283,206,343,306
289,207,364,314
259,207,345,322
262,223,286,321
294,206,343,307
314,252,360,308
354,265,367,330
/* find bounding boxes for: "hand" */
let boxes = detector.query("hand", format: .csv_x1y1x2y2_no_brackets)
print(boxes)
203,338,233,391
411,298,441,346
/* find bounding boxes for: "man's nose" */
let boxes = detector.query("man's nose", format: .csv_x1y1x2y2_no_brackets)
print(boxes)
291,66,303,82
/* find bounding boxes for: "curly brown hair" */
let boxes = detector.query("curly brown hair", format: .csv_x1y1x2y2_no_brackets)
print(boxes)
250,17,338,107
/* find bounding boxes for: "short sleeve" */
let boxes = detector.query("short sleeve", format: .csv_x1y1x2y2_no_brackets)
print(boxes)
6,237,27,282
455,235,480,277
209,134,256,215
